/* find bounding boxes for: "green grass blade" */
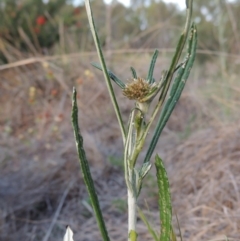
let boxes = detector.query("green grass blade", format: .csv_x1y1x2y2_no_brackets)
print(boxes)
85,0,126,143
138,208,159,241
91,62,126,89
147,50,159,84
71,88,111,241
155,155,172,241
130,67,138,79
143,24,197,164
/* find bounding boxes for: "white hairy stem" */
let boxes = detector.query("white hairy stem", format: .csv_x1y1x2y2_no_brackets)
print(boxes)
128,189,137,239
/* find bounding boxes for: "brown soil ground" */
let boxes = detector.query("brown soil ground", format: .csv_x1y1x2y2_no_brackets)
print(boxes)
0,53,239,241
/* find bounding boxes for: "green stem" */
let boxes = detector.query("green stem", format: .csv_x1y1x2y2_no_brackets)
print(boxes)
159,0,193,103
85,0,126,144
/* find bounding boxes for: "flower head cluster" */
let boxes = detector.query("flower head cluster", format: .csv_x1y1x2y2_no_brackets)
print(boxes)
123,77,156,103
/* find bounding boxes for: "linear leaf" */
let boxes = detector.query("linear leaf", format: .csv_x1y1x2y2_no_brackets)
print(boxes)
144,23,197,164
130,67,138,79
91,62,125,89
155,24,197,137
72,88,110,241
147,50,159,84
158,0,193,103
155,155,172,241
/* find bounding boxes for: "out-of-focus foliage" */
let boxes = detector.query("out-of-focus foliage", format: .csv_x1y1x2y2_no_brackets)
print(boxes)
191,0,240,63
0,0,71,49
111,3,141,46
0,0,240,64
135,1,183,48
0,0,91,62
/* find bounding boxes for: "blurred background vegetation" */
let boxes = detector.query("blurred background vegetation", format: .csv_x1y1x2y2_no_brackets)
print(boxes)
0,0,239,62
0,0,240,241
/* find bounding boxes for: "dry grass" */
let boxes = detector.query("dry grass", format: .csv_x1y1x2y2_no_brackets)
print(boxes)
168,124,240,241
0,51,240,241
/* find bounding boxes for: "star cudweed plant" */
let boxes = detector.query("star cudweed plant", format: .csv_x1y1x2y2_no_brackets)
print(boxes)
68,0,197,240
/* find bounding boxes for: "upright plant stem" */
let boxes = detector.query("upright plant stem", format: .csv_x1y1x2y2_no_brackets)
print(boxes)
128,189,137,241
85,0,126,144
124,111,138,240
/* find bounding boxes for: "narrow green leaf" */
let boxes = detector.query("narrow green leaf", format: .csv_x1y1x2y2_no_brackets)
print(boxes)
138,208,159,241
130,67,138,79
71,88,110,241
85,0,126,143
142,1,194,165
158,0,193,103
156,24,197,133
155,155,172,241
139,162,152,180
136,162,152,196
91,62,125,89
147,50,159,84
170,0,193,74
144,24,197,164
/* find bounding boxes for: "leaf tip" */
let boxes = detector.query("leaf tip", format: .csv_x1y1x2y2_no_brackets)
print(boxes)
63,226,74,241
72,87,77,103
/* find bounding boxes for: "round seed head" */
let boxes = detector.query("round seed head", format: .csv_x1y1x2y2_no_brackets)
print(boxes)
123,77,152,102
